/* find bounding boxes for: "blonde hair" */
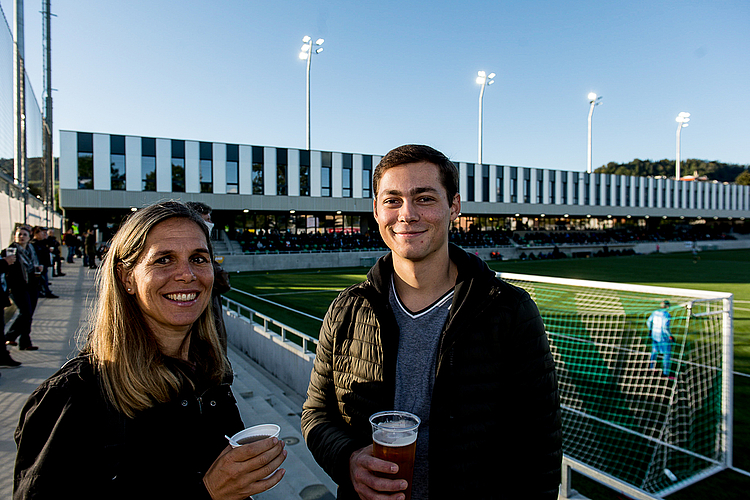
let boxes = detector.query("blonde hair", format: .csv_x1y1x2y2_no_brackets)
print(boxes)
82,200,228,418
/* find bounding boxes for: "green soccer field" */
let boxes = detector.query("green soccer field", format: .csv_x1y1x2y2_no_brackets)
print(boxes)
224,248,750,499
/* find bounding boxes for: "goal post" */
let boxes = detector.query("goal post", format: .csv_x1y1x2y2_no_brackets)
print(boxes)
497,272,734,498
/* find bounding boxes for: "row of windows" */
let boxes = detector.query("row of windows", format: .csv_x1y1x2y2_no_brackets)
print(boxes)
477,165,748,212
74,132,748,212
75,133,374,198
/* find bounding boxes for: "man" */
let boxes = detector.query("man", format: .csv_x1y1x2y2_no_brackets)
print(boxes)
185,202,231,355
63,228,78,263
84,229,97,269
31,227,58,299
648,300,674,379
301,145,561,499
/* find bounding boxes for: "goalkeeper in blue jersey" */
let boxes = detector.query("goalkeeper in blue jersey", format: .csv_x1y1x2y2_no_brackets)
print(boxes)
648,300,674,379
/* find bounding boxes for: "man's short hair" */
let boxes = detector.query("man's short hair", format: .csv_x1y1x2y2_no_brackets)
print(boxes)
32,226,47,235
661,300,670,308
185,201,212,215
373,145,459,204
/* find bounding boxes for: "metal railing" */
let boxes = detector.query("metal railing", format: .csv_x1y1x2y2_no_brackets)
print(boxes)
222,296,319,354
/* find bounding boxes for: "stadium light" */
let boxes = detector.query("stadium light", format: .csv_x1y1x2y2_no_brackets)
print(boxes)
476,70,496,165
587,92,602,174
675,112,690,180
299,36,325,150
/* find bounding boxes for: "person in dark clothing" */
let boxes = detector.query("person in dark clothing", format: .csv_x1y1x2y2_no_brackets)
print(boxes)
13,201,286,499
301,145,561,500
0,249,22,367
84,229,97,269
63,228,77,263
4,226,42,351
48,233,64,277
31,227,57,299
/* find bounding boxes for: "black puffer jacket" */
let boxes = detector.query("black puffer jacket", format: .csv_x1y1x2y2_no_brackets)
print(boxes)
14,355,244,499
301,244,562,499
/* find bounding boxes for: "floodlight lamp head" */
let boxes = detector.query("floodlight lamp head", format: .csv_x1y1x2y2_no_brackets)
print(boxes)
588,92,597,101
487,80,495,85
315,38,325,45
478,70,486,77
315,47,323,54
299,52,308,60
301,44,310,52
488,72,496,79
302,35,311,43
476,76,484,84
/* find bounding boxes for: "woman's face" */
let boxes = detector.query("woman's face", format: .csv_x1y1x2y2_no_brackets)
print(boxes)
120,218,214,353
14,228,30,248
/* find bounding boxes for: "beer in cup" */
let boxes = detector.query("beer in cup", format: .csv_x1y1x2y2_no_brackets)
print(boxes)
369,411,420,500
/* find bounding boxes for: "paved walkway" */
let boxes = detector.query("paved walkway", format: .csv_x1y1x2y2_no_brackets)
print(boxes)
0,262,336,499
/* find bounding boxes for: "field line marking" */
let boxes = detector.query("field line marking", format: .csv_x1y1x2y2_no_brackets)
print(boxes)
230,288,324,323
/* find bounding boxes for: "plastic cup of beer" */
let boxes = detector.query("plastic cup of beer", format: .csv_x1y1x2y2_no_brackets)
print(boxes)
6,247,16,257
369,411,420,500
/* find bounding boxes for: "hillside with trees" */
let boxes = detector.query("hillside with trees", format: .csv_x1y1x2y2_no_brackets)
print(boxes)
594,159,750,184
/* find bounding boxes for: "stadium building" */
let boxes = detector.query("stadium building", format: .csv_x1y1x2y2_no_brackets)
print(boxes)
58,130,750,266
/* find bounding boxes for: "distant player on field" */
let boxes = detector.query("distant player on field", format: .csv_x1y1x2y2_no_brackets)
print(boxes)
648,300,674,379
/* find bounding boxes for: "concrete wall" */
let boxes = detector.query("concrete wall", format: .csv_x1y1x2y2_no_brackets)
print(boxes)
224,309,315,399
217,237,750,272
220,249,389,272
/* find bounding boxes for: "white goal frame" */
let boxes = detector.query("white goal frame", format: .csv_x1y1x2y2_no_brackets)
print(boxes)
497,272,734,499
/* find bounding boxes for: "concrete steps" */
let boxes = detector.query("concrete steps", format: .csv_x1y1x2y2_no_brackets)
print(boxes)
227,346,337,499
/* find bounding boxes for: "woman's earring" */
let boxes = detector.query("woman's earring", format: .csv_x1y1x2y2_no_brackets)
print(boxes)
127,288,132,292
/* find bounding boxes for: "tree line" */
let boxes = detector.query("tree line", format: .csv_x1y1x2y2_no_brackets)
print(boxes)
594,158,750,185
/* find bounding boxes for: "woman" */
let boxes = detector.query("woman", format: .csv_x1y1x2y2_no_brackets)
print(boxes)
4,225,42,350
14,201,287,499
1,247,22,367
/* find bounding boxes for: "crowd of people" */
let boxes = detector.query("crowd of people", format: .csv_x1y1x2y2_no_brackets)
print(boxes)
0,223,110,368
229,223,737,254
1,225,65,367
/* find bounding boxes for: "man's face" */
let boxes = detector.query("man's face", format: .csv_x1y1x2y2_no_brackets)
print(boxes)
373,162,459,264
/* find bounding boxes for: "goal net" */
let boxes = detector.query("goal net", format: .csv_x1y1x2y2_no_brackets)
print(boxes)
498,272,733,498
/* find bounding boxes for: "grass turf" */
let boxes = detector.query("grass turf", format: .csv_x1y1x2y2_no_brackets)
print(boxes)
224,249,750,499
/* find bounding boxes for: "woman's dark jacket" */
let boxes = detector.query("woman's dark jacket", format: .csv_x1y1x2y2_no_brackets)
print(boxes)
301,244,562,499
13,355,244,499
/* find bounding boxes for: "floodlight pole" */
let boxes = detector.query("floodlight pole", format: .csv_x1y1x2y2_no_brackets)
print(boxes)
675,112,690,180
476,70,495,165
587,92,601,174
300,36,324,150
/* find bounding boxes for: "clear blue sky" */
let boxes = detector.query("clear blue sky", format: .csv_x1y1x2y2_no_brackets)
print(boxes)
4,0,749,172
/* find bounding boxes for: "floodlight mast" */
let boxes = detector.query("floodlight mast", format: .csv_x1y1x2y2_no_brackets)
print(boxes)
299,36,324,150
476,70,495,165
675,112,690,180
587,92,602,174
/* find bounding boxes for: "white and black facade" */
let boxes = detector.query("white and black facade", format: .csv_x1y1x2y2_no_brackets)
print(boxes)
58,130,750,234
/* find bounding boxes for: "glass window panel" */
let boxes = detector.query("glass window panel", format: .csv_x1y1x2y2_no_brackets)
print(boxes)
362,156,372,198
172,158,185,192
300,165,310,196
200,159,213,193
110,135,125,155
321,165,331,197
142,156,156,191
78,152,93,189
110,154,125,190
277,164,287,195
